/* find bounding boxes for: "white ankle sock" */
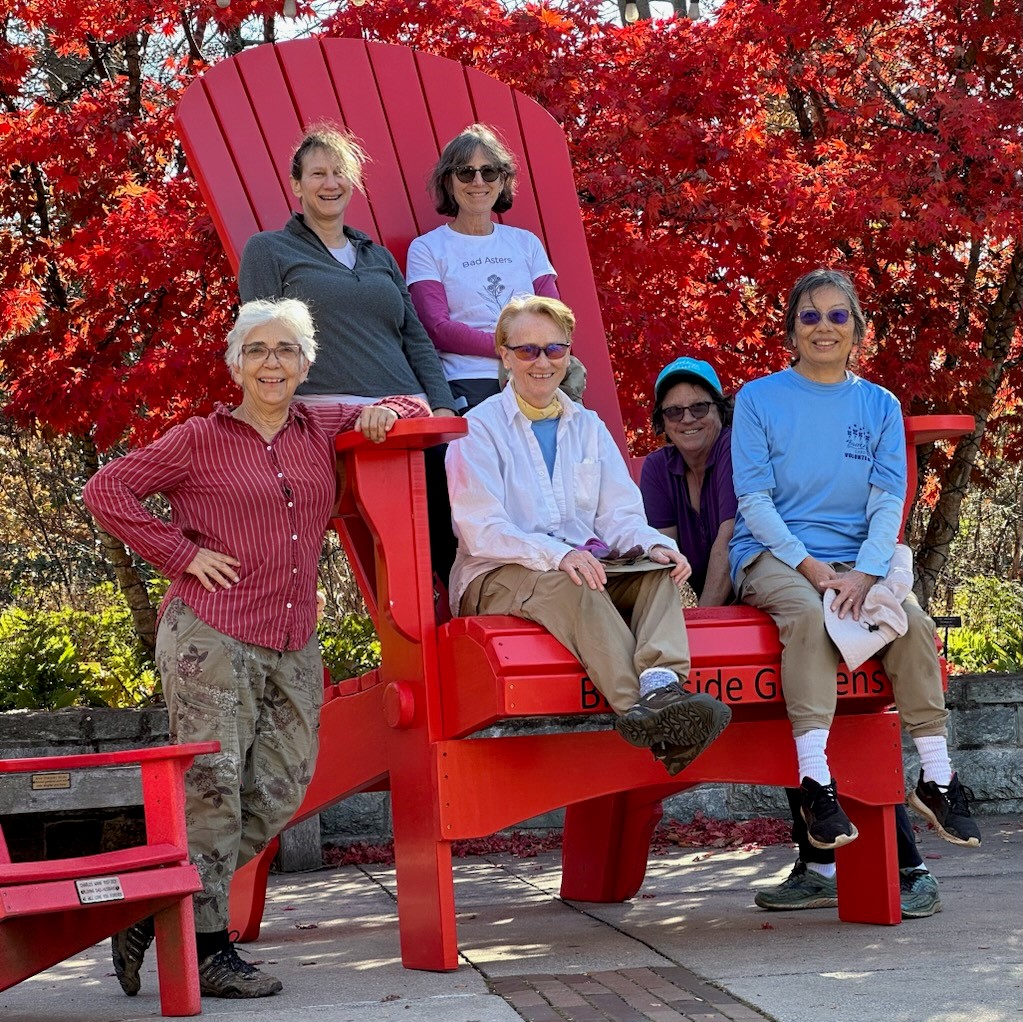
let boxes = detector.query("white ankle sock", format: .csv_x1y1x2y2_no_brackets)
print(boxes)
807,862,837,879
638,667,678,697
914,736,953,786
795,729,831,786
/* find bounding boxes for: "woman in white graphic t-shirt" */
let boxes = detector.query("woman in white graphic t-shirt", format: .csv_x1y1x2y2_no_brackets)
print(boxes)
406,124,559,411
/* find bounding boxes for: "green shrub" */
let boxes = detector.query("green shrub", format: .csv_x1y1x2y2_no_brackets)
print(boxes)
0,584,158,710
318,613,381,681
945,576,1023,674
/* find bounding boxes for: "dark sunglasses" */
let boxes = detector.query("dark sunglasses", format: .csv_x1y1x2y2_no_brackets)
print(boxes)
504,342,571,362
797,308,852,326
452,164,503,183
661,401,713,423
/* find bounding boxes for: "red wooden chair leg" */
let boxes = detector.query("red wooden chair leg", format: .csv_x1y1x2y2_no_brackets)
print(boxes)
153,900,201,1016
835,800,901,925
390,783,459,971
228,837,279,942
560,791,664,902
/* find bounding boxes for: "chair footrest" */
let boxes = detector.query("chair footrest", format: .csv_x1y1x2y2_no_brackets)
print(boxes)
0,842,186,885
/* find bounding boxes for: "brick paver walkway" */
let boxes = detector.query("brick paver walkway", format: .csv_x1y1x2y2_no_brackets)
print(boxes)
491,966,772,1021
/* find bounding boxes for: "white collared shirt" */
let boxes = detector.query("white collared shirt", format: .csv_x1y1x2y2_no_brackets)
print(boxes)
445,384,678,613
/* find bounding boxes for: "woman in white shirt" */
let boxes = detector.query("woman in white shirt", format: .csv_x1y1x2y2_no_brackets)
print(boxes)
446,295,731,775
407,124,559,411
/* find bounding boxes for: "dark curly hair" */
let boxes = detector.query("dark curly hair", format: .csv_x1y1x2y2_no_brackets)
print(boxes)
428,123,517,217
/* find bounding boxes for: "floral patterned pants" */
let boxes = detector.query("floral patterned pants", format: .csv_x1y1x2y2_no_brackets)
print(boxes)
156,599,323,933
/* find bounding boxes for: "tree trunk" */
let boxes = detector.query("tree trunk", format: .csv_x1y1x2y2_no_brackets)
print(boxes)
915,243,1023,609
81,438,158,652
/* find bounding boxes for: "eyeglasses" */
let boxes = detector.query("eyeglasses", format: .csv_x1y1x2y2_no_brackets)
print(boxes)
504,342,572,362
797,308,852,326
661,401,713,422
241,342,304,363
452,164,503,183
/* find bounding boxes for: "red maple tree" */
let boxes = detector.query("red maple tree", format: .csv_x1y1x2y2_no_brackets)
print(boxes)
1,0,1020,616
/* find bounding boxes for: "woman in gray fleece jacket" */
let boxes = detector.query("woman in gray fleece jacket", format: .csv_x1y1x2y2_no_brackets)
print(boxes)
239,125,455,415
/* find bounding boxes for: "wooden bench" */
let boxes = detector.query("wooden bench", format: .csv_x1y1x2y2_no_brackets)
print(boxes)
175,38,971,971
0,742,217,1015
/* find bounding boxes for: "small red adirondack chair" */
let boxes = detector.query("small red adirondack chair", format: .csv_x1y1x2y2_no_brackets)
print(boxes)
176,38,971,971
0,742,217,1015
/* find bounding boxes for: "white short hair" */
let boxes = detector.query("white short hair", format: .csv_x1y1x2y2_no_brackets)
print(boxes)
224,298,317,367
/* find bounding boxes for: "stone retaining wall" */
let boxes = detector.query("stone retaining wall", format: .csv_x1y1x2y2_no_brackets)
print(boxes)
2,672,1020,853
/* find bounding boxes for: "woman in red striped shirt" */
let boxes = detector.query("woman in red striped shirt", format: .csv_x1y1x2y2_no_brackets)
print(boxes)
83,298,427,1000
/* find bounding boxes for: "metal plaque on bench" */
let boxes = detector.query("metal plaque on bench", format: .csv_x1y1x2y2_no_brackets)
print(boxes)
74,876,125,904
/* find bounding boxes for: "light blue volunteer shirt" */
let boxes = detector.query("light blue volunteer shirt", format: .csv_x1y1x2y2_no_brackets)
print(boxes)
728,368,907,587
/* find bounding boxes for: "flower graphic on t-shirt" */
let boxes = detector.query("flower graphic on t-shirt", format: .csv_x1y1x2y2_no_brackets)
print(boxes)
482,274,507,315
844,423,873,463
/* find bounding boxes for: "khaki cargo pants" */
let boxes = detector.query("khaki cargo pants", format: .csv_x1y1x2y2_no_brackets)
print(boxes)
156,598,323,932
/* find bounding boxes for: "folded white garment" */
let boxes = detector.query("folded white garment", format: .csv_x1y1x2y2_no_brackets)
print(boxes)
824,544,913,670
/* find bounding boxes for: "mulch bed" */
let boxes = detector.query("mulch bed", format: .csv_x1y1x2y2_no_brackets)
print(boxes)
322,812,793,868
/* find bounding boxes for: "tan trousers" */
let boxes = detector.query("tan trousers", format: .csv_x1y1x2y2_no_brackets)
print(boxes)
460,564,690,714
737,552,948,738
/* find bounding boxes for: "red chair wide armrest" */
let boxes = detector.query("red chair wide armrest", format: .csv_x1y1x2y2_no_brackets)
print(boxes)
334,417,467,455
904,414,973,447
0,742,219,774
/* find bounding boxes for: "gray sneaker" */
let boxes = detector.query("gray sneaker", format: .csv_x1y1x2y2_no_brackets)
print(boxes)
754,859,838,910
900,868,942,919
111,917,155,996
198,944,283,998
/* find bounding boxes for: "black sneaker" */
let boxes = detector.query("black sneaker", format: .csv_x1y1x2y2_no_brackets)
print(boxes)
615,681,731,752
899,868,942,919
799,776,858,850
111,917,155,996
908,770,982,847
198,943,283,998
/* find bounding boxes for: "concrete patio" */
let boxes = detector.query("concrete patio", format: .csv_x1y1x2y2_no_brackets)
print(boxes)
2,814,1019,1022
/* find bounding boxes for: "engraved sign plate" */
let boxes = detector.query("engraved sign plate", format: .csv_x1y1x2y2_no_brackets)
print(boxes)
75,876,125,904
31,772,71,791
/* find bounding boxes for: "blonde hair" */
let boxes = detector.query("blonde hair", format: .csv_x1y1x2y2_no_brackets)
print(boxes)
290,123,368,193
494,295,576,355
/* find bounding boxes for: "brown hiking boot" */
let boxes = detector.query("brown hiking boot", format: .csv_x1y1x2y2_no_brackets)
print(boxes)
198,944,283,998
111,917,155,996
615,681,731,757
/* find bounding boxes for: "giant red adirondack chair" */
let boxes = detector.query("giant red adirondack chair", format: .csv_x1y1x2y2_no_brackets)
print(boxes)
0,742,217,1015
175,37,971,972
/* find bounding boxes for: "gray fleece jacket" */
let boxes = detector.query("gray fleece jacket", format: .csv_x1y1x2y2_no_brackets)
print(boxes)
238,215,454,410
